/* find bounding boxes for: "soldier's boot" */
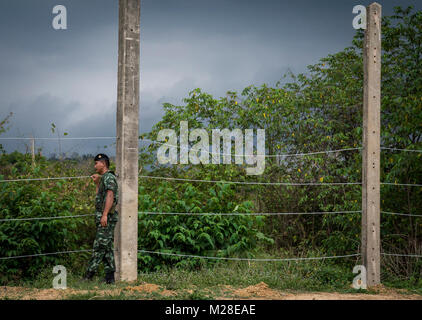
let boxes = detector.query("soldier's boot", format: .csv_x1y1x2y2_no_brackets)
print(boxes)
105,272,115,284
83,270,95,281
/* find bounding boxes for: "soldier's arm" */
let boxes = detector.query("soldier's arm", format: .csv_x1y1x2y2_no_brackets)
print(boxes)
102,190,114,218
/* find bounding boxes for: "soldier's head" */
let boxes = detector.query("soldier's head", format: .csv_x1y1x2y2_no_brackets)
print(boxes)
94,153,110,173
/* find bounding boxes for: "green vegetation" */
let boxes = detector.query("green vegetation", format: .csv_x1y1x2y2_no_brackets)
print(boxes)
0,6,421,293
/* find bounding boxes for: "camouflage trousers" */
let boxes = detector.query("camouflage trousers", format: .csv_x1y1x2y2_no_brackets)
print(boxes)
87,211,118,274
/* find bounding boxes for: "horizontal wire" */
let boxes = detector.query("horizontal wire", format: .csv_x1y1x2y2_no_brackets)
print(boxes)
0,175,418,188
1,211,416,222
381,253,422,258
140,138,362,158
2,210,417,223
0,249,93,260
1,249,417,261
381,147,422,153
382,211,422,218
0,176,90,183
137,250,361,262
381,182,422,187
3,137,420,153
139,175,361,186
0,214,95,222
2,136,419,152
138,211,362,216
0,175,359,185
0,248,361,262
3,250,418,262
0,137,116,140
0,210,361,223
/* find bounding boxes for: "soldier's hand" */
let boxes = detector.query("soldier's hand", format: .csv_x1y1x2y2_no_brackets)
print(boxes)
100,214,108,227
91,174,101,185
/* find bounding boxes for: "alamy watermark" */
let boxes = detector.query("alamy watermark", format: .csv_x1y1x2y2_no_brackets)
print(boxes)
52,5,67,30
156,121,265,175
353,5,367,30
352,265,367,290
52,265,67,289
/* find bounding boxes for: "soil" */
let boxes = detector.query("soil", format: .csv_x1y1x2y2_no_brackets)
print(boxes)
223,282,421,300
1,282,421,300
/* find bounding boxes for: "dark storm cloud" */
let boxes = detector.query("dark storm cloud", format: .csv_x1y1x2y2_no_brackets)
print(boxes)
0,0,421,156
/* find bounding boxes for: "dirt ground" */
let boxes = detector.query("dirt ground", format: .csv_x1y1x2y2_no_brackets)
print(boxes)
1,282,421,300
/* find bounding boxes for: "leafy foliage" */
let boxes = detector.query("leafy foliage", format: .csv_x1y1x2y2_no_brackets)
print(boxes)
138,177,273,271
0,153,96,282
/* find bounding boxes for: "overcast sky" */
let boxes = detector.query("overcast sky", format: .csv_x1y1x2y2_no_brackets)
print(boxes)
0,0,421,156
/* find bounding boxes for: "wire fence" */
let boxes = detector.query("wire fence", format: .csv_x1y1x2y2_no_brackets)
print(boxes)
0,175,421,187
137,210,362,216
0,214,95,222
0,176,90,183
1,248,420,262
3,135,421,155
0,137,420,266
0,248,361,261
136,250,362,262
380,182,422,187
381,211,422,218
139,137,363,158
2,210,421,223
381,253,422,258
0,249,93,260
138,175,362,186
0,137,116,141
381,147,422,153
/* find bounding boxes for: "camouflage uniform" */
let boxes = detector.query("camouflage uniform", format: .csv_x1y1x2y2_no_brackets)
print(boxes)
86,171,119,275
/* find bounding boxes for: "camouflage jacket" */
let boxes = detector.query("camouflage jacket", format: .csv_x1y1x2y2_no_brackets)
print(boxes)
95,171,118,214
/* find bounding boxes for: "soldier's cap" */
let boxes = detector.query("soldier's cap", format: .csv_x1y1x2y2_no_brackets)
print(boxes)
94,153,109,162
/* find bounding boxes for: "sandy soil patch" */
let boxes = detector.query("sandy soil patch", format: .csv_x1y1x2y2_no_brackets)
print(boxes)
226,282,422,300
123,283,176,297
1,283,421,300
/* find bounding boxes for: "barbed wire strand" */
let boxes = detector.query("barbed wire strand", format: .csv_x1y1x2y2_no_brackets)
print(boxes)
1,211,418,223
381,211,422,218
381,182,422,187
0,175,419,188
0,137,116,140
2,137,420,153
0,249,360,261
2,249,418,261
137,250,361,261
138,211,362,216
139,138,362,158
0,136,362,158
381,253,422,258
138,175,361,186
0,175,359,185
0,214,95,222
0,249,93,260
381,147,422,153
0,176,90,183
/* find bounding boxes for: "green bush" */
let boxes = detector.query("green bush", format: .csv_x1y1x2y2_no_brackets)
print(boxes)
0,154,95,283
138,180,273,271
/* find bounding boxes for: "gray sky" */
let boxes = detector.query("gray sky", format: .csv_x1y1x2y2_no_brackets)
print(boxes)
0,0,420,156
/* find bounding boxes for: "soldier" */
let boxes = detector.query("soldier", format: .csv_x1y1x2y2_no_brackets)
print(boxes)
83,153,119,284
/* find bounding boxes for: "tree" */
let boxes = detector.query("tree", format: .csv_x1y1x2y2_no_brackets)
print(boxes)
0,112,13,153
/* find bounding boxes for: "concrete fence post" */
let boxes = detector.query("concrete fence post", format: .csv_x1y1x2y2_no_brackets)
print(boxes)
115,0,140,282
362,2,381,287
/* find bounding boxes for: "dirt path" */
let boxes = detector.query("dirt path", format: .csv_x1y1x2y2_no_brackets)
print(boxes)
1,282,421,300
